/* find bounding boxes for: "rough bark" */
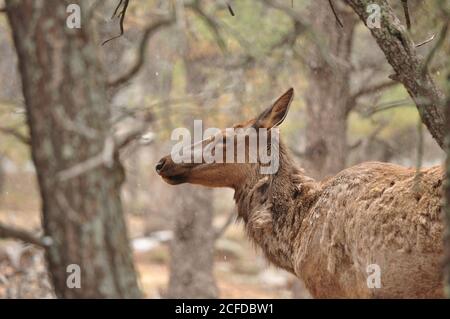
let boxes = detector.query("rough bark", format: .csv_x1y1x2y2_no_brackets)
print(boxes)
166,185,218,298
6,0,141,298
343,0,446,148
444,57,450,298
303,2,357,179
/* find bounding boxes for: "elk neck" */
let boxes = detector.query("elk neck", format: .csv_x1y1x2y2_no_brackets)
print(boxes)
233,139,320,273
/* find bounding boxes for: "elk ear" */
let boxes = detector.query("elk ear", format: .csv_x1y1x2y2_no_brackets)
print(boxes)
255,88,294,129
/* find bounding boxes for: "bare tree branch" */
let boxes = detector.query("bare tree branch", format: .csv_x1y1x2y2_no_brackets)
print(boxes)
270,20,306,51
211,2,308,71
349,120,388,152
226,2,235,16
0,126,30,145
102,0,130,45
422,22,449,76
346,80,399,114
351,79,399,101
261,0,309,27
57,139,113,182
263,0,352,70
328,0,344,28
186,1,227,53
348,139,363,150
115,118,152,150
364,98,413,116
52,107,98,139
415,33,435,47
0,222,48,248
344,0,447,148
108,16,175,87
58,111,153,182
401,0,411,30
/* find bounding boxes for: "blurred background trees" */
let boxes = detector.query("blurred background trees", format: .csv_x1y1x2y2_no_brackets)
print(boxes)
0,0,448,298
5,0,141,298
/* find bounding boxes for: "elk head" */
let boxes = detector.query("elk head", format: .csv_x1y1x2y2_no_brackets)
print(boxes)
155,88,294,188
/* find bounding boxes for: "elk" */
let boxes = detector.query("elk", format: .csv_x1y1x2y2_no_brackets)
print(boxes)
156,88,444,298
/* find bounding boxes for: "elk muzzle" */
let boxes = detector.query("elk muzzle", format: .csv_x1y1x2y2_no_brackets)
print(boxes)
155,156,191,185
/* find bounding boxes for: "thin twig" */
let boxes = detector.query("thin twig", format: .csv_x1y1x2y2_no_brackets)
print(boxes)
364,98,413,116
347,80,399,114
349,121,389,152
58,116,152,182
351,80,399,101
401,0,411,30
226,2,235,16
57,151,106,182
264,0,346,70
0,222,49,248
415,33,436,47
343,0,447,148
328,0,343,28
187,1,227,52
108,16,174,87
422,22,449,75
102,0,130,46
52,107,98,139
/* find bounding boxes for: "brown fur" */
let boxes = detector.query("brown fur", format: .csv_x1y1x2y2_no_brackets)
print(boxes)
156,89,444,298
235,143,443,298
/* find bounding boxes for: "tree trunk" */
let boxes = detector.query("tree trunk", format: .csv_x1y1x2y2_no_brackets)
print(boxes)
6,0,141,298
167,185,218,298
165,48,218,298
293,2,357,298
303,2,357,179
344,0,446,148
444,60,450,298
0,154,4,197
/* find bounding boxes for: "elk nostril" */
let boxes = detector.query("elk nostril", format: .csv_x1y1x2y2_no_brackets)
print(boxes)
155,158,166,173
